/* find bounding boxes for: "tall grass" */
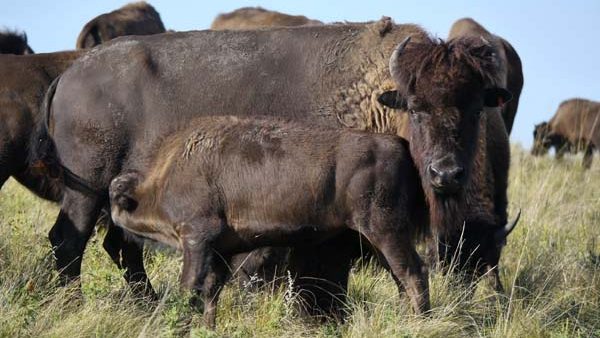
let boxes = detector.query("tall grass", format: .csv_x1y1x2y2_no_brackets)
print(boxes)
0,146,598,337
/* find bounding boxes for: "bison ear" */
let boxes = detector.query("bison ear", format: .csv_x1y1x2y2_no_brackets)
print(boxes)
378,90,406,109
484,88,512,107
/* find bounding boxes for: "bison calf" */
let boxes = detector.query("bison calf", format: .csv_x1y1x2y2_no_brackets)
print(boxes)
109,116,428,328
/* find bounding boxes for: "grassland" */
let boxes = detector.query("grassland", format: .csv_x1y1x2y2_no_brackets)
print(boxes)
0,146,598,337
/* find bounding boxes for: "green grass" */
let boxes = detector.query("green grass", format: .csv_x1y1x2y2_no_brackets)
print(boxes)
0,146,598,337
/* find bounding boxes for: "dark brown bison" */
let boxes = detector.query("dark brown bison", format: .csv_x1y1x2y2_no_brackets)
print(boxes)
0,30,34,55
448,18,523,134
76,1,166,49
32,19,515,315
0,52,80,197
532,98,600,168
211,7,322,30
0,52,155,297
380,36,519,292
108,116,429,328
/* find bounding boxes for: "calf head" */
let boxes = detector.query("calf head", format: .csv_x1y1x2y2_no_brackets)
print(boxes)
379,36,511,234
109,172,141,215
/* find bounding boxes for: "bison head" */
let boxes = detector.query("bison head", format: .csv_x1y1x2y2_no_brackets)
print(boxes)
531,122,552,155
379,36,511,233
0,30,34,55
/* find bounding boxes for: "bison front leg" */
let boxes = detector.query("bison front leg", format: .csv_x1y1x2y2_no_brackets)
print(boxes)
180,218,229,329
583,145,594,169
102,224,157,300
369,234,430,314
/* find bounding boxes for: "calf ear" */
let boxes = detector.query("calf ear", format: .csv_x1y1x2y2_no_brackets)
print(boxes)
378,90,406,109
484,88,513,107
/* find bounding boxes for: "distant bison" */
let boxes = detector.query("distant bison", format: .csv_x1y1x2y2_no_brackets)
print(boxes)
448,18,523,134
211,7,322,30
109,116,429,328
76,1,166,49
32,19,516,316
532,98,600,168
0,30,34,54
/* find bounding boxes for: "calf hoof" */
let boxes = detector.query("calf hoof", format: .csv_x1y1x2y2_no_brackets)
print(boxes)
109,172,140,212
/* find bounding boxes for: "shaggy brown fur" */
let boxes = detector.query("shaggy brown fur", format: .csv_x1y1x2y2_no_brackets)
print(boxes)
109,116,428,328
76,1,166,49
211,7,322,30
0,30,34,55
532,98,600,168
448,18,524,134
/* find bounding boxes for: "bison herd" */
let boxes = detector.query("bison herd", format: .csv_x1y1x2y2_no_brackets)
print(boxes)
0,1,596,330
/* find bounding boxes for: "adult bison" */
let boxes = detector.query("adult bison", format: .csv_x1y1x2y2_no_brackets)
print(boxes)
0,30,34,55
0,51,155,297
0,52,80,195
211,7,322,30
532,98,600,168
32,19,516,315
76,1,166,49
448,18,523,134
108,116,429,328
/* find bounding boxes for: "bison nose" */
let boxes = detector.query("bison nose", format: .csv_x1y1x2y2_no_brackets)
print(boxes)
428,164,464,194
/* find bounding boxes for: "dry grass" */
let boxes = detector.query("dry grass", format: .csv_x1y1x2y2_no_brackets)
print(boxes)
0,146,598,337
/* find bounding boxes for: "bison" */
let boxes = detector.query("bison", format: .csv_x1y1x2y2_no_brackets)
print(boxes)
0,30,34,55
448,18,523,134
0,51,155,297
32,19,516,315
532,98,600,168
211,7,322,30
76,1,166,49
108,116,429,328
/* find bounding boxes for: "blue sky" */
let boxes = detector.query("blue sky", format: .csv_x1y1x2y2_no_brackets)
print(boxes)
3,1,600,147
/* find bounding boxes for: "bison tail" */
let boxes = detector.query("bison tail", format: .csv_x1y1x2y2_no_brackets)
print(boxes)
29,76,101,197
29,76,61,181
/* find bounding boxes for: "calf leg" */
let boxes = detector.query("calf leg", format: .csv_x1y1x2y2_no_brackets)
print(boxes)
49,189,102,284
368,234,430,314
179,217,227,329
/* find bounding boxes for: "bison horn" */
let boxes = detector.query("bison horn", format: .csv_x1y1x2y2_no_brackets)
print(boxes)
389,36,412,81
497,209,521,238
480,36,491,46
